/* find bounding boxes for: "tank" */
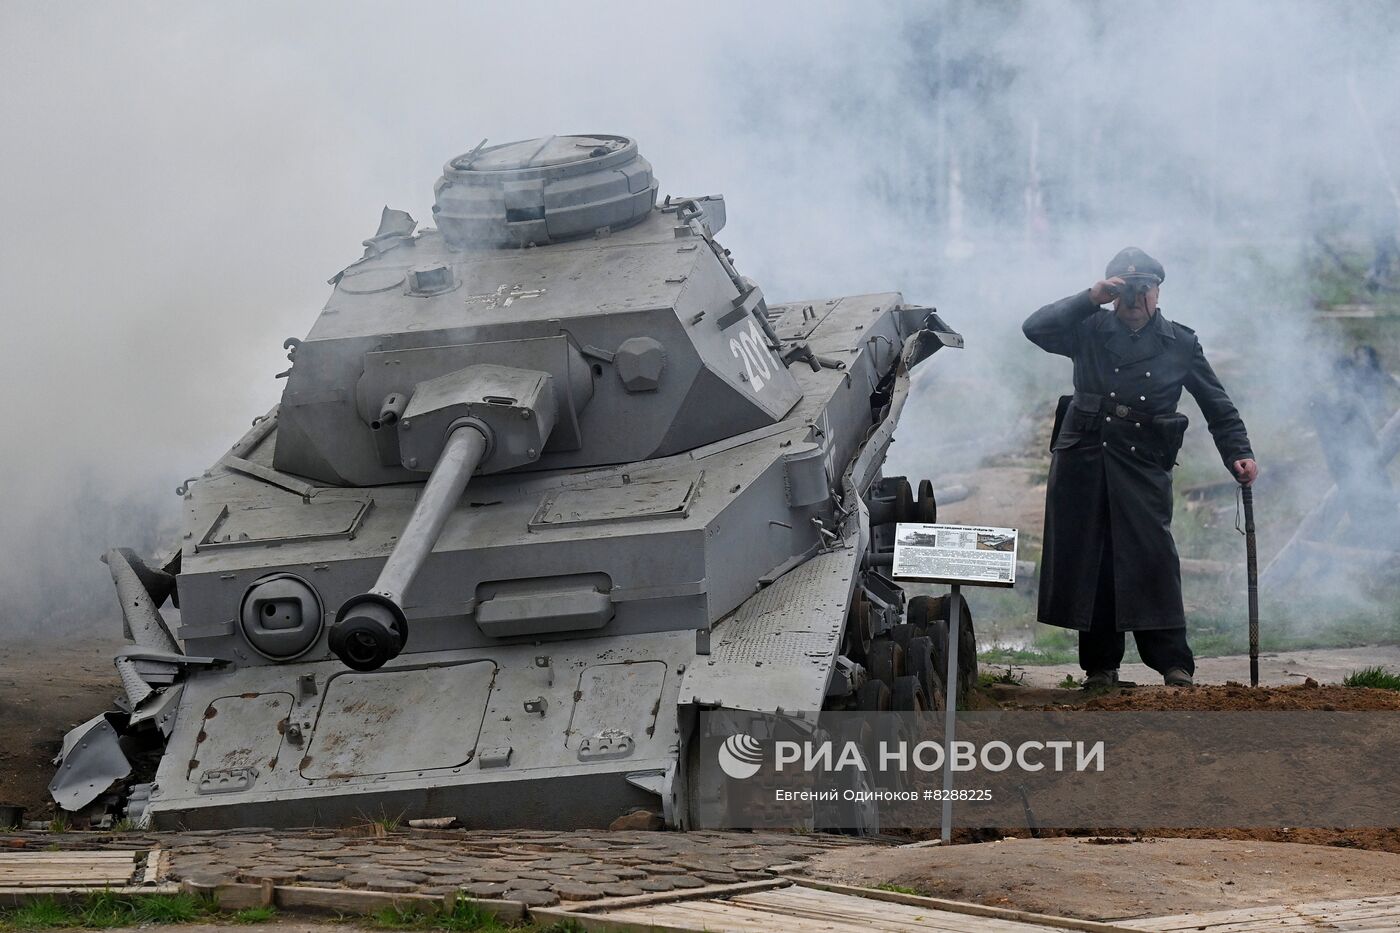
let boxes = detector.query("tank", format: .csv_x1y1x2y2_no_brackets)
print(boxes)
51,134,964,830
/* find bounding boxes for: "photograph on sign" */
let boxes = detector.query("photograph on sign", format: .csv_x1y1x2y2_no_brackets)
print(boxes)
892,523,1019,587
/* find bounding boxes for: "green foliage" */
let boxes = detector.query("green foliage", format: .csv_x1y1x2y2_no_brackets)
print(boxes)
977,666,1025,686
357,804,408,837
875,882,926,896
435,896,507,932
369,896,511,931
1343,666,1400,690
370,902,427,928
228,905,278,924
47,814,70,834
1057,674,1083,689
0,892,206,930
4,897,71,929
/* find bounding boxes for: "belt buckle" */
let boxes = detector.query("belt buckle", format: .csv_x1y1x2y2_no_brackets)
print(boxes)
1114,404,1130,419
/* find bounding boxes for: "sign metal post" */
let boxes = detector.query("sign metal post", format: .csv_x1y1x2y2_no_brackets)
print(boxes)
891,522,1018,845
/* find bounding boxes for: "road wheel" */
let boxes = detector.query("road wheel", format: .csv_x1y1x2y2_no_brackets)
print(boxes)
845,595,873,661
894,477,915,524
858,678,891,712
917,479,938,523
865,637,904,686
925,613,978,699
906,635,943,709
893,674,929,712
906,594,937,630
887,623,918,655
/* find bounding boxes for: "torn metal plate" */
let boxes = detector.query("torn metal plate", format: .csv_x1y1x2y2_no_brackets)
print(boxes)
49,715,131,812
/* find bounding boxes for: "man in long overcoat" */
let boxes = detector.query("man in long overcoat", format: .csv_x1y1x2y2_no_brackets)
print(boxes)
1023,248,1257,687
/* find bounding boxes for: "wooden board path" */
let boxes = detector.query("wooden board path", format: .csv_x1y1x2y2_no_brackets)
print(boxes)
534,879,1141,933
0,850,137,888
1119,893,1400,932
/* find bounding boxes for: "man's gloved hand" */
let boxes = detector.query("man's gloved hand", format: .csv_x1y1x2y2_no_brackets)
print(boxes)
1088,277,1127,305
1233,458,1259,486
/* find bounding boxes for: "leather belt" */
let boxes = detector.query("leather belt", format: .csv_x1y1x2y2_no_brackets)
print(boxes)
1074,391,1159,425
1110,402,1155,423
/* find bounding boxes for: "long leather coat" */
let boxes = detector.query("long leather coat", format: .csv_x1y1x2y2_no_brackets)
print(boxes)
1024,290,1252,631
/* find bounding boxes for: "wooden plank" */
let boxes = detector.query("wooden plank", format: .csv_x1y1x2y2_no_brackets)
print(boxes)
0,850,137,855
1124,895,1400,932
0,850,138,859
0,859,136,864
141,847,162,885
0,862,136,869
0,864,136,869
0,851,136,862
531,905,710,933
614,901,831,932
733,887,1050,932
793,879,1140,933
595,892,1062,933
560,878,790,913
1125,895,1400,931
0,868,135,874
739,893,1061,933
0,862,135,879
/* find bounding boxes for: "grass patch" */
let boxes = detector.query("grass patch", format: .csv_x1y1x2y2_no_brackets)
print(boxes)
978,666,1025,686
368,895,528,931
979,644,1077,666
356,805,408,838
875,882,928,896
0,892,207,930
0,892,584,933
4,898,72,930
228,905,278,924
1058,674,1083,689
1343,666,1400,690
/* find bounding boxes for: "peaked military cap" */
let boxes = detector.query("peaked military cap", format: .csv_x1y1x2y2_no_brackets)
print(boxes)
1106,247,1165,283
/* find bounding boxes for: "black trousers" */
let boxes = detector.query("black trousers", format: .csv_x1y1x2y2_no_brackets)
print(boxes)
1078,507,1195,676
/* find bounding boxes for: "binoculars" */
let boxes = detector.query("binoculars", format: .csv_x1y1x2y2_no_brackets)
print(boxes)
1111,273,1161,307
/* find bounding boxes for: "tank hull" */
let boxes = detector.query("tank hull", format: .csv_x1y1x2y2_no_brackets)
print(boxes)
52,137,963,829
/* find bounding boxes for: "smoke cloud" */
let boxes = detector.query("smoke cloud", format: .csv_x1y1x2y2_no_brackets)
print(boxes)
2,1,1398,641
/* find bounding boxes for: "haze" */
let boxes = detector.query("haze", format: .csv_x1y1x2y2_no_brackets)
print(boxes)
2,1,1397,638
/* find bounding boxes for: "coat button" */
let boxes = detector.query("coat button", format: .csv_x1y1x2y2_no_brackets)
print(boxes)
1130,446,1136,452
1105,416,1112,422
1140,395,1146,401
1101,442,1107,447
1145,371,1151,377
1110,391,1117,398
1114,368,1120,373
1136,422,1142,428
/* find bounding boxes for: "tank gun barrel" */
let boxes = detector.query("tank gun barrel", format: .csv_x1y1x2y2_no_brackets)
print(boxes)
374,423,487,605
329,423,487,671
327,420,487,669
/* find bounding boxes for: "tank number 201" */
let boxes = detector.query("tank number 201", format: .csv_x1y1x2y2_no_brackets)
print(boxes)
729,320,773,392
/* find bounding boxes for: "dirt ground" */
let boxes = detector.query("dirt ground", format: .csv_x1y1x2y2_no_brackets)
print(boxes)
803,836,1400,922
0,639,124,819
1016,644,1400,689
987,679,1400,712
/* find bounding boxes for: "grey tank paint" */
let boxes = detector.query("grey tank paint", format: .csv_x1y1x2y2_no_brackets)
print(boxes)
52,135,961,830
